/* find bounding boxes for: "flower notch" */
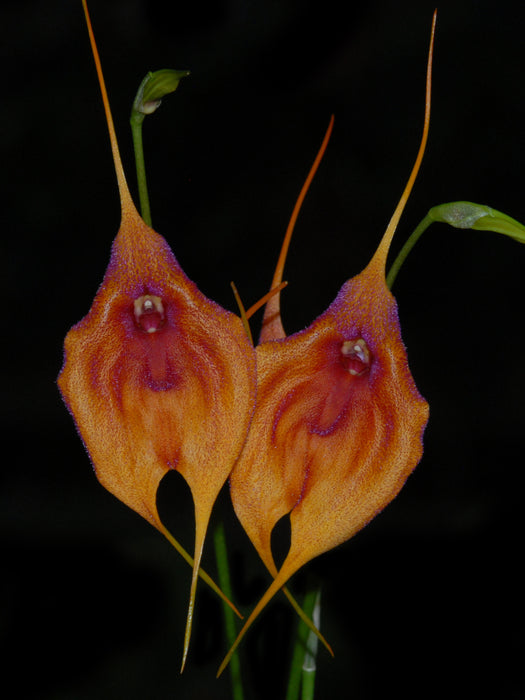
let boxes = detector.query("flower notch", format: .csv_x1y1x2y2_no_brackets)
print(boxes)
219,11,436,675
59,0,256,668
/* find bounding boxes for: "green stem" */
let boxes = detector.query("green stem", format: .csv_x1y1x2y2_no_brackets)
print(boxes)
386,213,433,289
286,587,320,700
301,667,316,700
386,201,525,289
129,69,189,227
213,521,244,700
130,108,152,226
301,589,320,700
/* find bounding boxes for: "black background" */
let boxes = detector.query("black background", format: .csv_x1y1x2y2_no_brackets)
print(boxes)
1,0,523,698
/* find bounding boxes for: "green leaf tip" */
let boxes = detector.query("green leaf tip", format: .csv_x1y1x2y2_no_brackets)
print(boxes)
131,69,190,120
429,201,525,243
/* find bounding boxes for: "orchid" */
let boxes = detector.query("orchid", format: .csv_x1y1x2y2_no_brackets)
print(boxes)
218,13,435,675
57,4,524,696
58,0,256,669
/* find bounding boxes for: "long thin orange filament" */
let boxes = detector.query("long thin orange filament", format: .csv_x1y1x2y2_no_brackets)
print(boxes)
231,281,289,344
81,0,135,216
180,509,209,671
245,281,289,320
369,9,436,274
260,115,335,341
157,522,242,618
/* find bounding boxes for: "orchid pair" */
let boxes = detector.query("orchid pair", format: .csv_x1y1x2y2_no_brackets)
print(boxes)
59,0,432,674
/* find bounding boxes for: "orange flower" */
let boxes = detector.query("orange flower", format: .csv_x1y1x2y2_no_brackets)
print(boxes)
219,12,435,676
59,0,256,668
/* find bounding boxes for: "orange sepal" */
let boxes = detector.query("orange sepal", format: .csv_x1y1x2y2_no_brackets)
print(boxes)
231,259,429,580
60,0,256,668
58,207,256,665
219,11,436,675
219,259,429,676
58,215,256,536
